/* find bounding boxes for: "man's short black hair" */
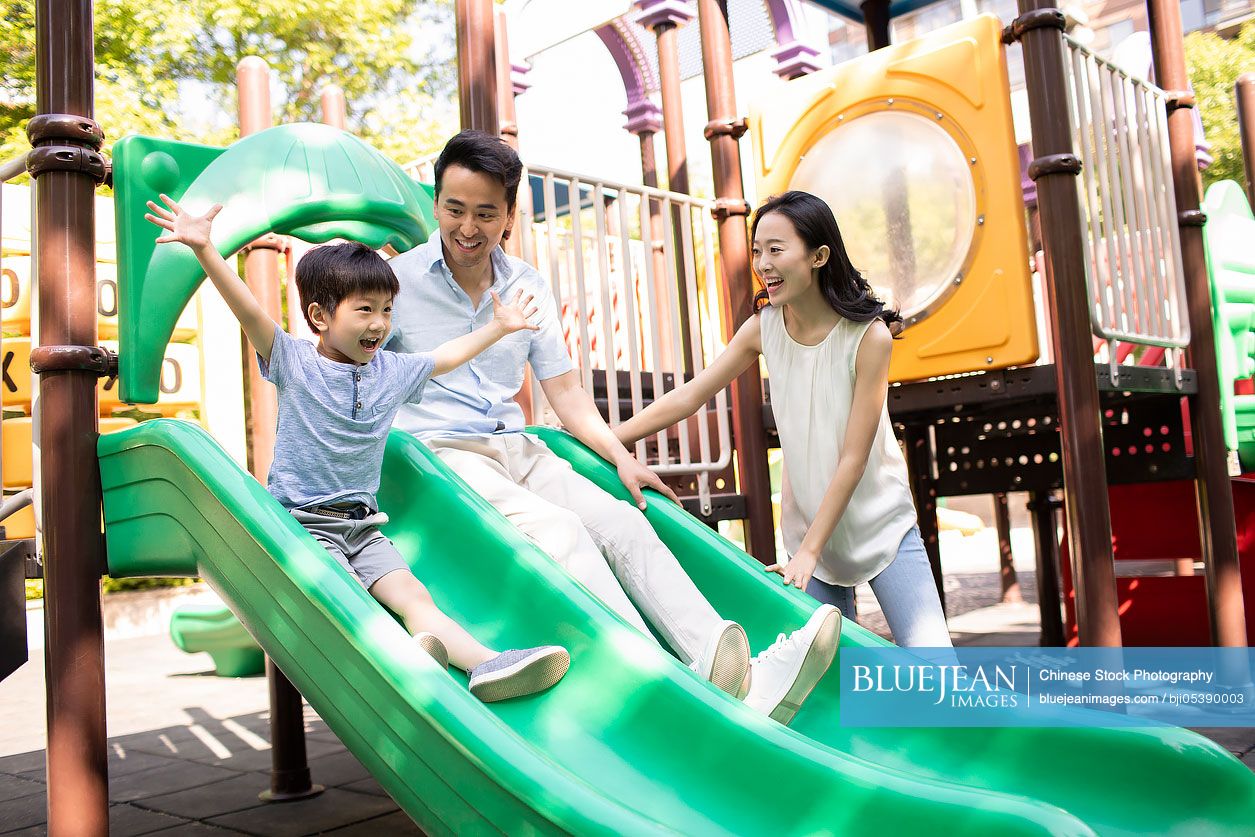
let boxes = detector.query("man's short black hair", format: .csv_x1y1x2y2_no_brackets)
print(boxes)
294,242,399,331
433,130,524,212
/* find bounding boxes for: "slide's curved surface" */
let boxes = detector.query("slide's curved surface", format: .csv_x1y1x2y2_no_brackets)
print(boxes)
535,428,1255,837
101,420,1097,836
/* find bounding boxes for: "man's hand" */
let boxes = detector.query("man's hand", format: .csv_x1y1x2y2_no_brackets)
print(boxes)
765,548,820,590
491,289,540,335
615,453,680,510
146,194,220,253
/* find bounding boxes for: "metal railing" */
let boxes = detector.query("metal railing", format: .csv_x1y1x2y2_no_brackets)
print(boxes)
517,165,733,514
1062,35,1190,384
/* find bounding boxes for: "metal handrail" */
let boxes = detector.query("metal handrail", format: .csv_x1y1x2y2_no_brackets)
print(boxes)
0,489,33,524
518,164,733,514
0,153,28,184
1061,34,1190,384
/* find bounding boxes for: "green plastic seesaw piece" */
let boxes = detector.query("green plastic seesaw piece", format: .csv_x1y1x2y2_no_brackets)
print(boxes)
1202,181,1255,470
111,123,436,405
169,604,265,677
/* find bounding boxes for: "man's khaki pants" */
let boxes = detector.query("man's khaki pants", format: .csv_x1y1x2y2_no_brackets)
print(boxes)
428,433,722,665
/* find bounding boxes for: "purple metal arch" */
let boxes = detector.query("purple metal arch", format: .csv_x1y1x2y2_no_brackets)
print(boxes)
763,0,823,78
594,19,662,134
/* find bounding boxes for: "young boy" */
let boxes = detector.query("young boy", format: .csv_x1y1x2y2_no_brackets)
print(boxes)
145,194,569,702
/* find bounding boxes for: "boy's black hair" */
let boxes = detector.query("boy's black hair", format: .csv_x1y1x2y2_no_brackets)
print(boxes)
433,130,524,212
751,191,901,329
295,242,399,331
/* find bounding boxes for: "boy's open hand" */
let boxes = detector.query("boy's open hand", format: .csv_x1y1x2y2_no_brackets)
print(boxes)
491,289,540,334
145,194,221,253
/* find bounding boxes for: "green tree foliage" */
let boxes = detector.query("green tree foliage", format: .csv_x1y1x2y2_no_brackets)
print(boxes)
1186,22,1255,191
0,0,456,177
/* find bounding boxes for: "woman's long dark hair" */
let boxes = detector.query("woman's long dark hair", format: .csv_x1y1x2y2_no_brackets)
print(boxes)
751,191,901,328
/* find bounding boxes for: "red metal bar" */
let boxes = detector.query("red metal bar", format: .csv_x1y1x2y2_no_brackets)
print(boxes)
1016,0,1120,646
696,0,775,564
455,0,499,133
319,85,347,130
1147,0,1247,648
237,58,282,483
33,0,109,832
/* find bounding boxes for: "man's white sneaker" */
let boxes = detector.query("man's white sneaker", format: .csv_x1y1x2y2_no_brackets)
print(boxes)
689,620,751,699
744,605,841,725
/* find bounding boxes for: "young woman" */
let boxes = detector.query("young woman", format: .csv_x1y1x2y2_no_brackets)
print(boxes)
616,191,951,647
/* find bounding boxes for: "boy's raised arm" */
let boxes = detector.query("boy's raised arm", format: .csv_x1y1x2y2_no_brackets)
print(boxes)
145,194,278,360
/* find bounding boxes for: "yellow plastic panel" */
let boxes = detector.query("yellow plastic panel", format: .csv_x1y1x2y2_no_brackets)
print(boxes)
2,338,32,409
1,256,31,335
2,417,31,488
97,263,198,341
99,340,201,414
748,14,1037,382
5,502,33,539
2,415,135,491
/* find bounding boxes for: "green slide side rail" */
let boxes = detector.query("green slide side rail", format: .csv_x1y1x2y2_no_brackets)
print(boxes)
1203,180,1255,470
111,123,436,405
535,427,1255,836
100,420,1094,836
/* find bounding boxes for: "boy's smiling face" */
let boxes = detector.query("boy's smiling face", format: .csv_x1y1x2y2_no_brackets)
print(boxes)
308,290,394,365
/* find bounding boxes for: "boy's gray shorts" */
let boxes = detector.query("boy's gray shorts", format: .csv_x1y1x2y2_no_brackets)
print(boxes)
291,509,409,590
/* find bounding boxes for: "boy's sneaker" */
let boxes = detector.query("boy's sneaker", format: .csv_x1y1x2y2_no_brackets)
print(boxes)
689,620,751,699
413,632,449,670
744,605,841,725
468,646,570,702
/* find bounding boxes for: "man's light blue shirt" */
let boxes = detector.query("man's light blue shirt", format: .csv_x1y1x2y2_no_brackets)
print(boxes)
386,234,574,440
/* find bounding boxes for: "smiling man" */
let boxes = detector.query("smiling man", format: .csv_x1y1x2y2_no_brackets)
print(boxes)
385,130,840,723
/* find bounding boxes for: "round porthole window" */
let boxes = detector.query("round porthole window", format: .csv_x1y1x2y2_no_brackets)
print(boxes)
789,108,977,321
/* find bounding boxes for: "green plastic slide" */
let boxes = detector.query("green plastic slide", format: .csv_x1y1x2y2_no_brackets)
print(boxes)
103,420,1107,836
169,605,265,677
534,428,1255,836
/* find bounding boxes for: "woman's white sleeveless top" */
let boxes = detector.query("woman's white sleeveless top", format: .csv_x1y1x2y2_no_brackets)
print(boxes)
759,305,917,586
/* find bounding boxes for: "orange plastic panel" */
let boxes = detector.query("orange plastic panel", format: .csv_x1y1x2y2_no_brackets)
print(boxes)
748,15,1037,382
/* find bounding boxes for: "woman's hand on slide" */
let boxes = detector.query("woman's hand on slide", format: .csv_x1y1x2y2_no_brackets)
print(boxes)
615,454,680,510
765,548,820,590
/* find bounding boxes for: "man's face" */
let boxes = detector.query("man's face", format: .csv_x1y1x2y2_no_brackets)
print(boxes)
434,164,515,275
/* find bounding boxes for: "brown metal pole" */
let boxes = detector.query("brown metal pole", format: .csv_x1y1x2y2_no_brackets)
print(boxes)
493,7,534,423
258,657,322,802
1238,73,1255,221
861,0,892,51
1016,0,1120,646
319,85,347,130
237,58,320,802
655,23,689,196
455,0,499,134
1028,492,1066,646
32,0,109,832
902,424,946,612
1147,0,1247,648
995,492,1023,603
696,0,775,564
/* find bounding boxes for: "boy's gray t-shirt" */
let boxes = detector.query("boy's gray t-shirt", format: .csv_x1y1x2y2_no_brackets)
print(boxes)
259,326,435,511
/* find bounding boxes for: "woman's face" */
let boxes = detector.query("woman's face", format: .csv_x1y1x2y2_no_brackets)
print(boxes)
751,211,827,307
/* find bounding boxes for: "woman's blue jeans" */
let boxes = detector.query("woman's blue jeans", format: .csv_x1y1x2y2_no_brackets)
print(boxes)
805,525,952,647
